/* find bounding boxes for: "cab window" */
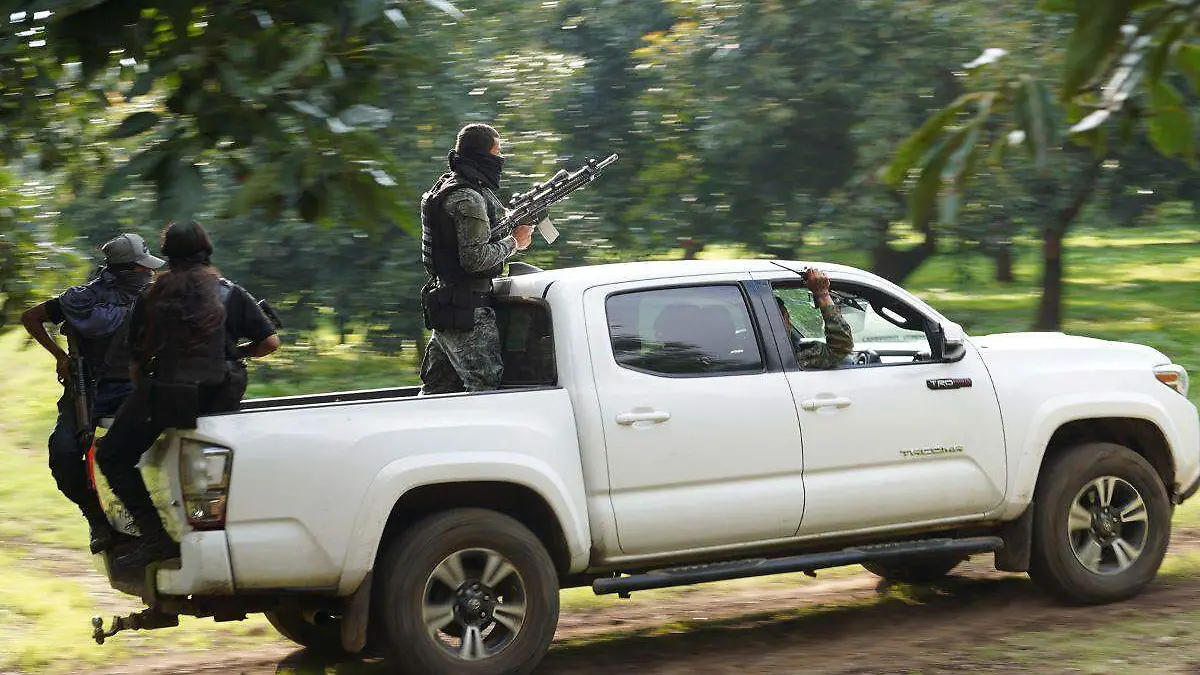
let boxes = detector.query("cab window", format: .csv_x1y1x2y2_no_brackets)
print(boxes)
606,285,764,376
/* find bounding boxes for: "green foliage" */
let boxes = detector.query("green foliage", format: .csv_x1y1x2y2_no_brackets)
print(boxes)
883,58,1068,231
888,0,1200,231
2,1,1198,342
1146,79,1195,161
0,0,460,228
1060,0,1136,99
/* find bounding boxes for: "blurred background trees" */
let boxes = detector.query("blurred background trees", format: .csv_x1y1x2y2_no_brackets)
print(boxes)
1,0,1197,341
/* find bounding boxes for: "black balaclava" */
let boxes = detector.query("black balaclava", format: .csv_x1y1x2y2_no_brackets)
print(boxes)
448,147,504,190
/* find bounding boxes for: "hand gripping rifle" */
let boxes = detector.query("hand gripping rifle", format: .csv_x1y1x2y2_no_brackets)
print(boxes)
490,153,619,243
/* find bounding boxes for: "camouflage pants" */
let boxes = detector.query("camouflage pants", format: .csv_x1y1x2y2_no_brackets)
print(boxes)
420,307,503,394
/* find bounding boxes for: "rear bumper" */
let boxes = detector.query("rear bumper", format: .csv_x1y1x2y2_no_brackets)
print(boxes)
93,531,236,599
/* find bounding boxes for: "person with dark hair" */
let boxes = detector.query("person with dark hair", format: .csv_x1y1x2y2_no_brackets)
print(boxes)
775,268,855,370
418,123,539,394
97,220,280,568
21,233,163,554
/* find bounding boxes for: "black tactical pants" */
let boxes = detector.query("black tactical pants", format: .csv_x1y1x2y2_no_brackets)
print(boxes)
97,371,245,537
48,379,133,510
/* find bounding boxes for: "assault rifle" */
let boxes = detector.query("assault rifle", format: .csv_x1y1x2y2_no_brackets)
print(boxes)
490,153,619,243
63,329,94,448
257,299,284,330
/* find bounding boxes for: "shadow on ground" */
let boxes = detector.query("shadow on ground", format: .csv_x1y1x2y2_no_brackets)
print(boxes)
269,574,1041,675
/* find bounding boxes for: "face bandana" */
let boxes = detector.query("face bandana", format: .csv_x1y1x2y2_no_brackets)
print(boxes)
448,148,505,190
108,266,154,293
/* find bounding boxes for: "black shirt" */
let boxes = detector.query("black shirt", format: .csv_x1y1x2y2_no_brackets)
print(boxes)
222,280,276,346
45,297,65,324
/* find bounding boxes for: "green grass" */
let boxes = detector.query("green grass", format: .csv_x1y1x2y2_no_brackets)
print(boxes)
0,222,1198,673
971,614,1200,674
244,333,422,399
966,554,1200,675
1175,493,1200,529
0,332,86,550
0,544,282,675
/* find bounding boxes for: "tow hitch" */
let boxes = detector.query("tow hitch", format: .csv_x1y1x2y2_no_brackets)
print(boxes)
91,608,179,644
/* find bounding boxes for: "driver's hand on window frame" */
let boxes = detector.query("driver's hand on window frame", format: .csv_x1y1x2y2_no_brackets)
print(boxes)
805,269,833,307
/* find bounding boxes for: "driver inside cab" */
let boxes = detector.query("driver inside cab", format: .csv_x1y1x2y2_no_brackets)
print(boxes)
775,267,855,370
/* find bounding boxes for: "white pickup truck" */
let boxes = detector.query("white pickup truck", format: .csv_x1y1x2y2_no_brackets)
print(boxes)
88,258,1199,675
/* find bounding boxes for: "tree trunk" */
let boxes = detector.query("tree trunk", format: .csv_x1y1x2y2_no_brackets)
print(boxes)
993,241,1015,284
680,238,706,260
869,189,940,284
870,217,938,284
1033,160,1104,331
1034,229,1064,330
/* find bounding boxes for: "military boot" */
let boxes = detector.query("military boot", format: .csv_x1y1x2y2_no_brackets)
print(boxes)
114,512,180,569
79,495,125,555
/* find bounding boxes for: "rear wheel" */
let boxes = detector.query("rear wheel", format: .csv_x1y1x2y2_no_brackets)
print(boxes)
377,508,559,675
265,609,346,656
1029,442,1171,605
862,555,963,584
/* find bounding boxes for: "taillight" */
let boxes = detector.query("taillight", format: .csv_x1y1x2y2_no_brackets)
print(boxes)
1154,364,1190,398
179,442,232,531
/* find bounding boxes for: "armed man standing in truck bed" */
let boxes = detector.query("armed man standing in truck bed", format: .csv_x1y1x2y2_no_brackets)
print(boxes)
418,123,537,395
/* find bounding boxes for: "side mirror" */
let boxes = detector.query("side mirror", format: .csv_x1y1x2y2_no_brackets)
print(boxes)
928,322,967,363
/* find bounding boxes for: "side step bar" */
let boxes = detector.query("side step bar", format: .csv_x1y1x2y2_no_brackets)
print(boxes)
592,536,1003,596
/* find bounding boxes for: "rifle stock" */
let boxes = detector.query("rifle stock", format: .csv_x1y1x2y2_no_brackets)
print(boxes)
490,153,619,237
257,298,284,330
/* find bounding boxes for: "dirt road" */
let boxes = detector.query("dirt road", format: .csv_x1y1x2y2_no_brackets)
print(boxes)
83,547,1200,675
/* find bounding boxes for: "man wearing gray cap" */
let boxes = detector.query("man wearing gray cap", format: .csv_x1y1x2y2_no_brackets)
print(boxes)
20,233,163,554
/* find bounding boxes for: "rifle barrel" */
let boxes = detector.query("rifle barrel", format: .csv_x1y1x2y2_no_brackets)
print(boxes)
491,153,620,235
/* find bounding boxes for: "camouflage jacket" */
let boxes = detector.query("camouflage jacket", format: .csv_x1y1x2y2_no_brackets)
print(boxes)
442,186,516,278
789,304,855,370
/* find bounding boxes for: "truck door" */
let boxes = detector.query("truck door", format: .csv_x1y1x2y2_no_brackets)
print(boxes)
755,273,1007,536
585,276,806,556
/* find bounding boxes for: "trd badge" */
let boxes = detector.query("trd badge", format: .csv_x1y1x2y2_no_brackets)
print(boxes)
927,378,972,390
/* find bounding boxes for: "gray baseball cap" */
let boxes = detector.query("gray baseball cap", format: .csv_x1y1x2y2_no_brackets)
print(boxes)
101,233,165,269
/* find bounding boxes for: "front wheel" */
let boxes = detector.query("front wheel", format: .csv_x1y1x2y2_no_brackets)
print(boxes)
1029,442,1171,605
377,508,559,675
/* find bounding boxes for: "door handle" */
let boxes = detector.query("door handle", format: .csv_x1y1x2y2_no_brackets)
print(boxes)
800,396,852,412
615,410,671,426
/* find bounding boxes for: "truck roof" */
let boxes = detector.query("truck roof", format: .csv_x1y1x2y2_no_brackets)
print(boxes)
497,258,873,299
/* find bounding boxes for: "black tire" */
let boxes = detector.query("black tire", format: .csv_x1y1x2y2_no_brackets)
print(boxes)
377,508,559,675
1029,442,1171,605
862,555,963,584
265,609,346,656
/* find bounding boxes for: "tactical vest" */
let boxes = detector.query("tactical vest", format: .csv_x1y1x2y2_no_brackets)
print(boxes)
420,173,502,288
69,276,142,382
78,322,133,382
147,280,237,387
